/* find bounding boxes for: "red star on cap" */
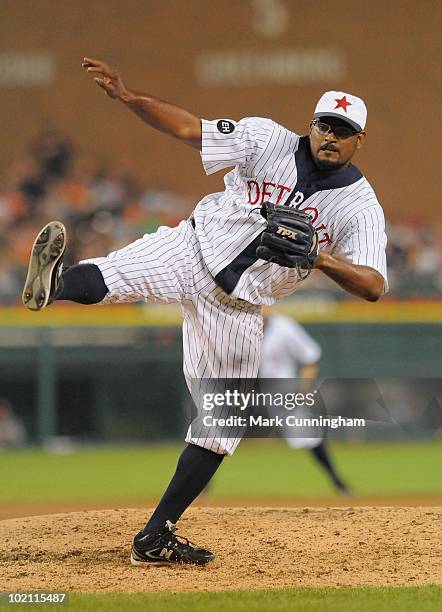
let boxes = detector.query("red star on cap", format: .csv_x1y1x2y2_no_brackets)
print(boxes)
334,95,352,113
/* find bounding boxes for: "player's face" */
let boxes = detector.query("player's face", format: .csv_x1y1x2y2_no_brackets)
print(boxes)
309,117,366,171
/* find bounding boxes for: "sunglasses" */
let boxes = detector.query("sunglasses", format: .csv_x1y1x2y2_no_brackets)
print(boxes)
312,119,359,140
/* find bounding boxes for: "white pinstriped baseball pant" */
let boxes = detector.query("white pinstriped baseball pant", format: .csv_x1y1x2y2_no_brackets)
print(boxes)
82,219,263,454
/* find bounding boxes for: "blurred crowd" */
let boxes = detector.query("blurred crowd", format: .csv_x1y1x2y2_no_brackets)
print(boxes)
0,130,440,305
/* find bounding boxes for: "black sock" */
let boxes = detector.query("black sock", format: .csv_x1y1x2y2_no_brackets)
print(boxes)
310,441,347,489
57,264,108,304
142,444,224,533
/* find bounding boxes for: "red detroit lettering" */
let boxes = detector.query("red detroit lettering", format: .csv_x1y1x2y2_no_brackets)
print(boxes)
247,181,292,205
246,187,332,245
315,225,332,245
299,206,331,245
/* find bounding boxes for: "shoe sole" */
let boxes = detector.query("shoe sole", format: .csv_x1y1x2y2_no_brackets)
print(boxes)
130,553,175,567
130,551,215,567
22,221,66,311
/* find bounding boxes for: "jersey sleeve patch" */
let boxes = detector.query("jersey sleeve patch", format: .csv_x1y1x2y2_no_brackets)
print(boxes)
216,120,235,134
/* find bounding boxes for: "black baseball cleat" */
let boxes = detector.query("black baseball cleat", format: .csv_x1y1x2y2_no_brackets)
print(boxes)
130,520,215,567
22,221,66,311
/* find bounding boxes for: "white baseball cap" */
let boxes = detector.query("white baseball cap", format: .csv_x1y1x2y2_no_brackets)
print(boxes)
313,91,367,131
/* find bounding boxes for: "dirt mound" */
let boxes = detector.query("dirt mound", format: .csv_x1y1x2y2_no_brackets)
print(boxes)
1,507,440,592
2,494,442,521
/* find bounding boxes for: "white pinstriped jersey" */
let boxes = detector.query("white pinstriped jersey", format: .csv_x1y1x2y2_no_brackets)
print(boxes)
259,315,324,449
259,315,321,379
194,117,388,304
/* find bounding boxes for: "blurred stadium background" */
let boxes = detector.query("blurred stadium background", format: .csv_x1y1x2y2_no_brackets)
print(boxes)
0,0,440,512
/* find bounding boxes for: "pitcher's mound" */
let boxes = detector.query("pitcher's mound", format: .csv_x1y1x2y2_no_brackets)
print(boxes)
0,507,440,592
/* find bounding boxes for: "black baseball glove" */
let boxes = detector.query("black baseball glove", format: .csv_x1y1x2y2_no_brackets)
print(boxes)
256,202,319,269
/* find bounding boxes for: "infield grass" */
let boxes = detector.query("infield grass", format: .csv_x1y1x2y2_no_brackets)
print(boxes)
1,440,441,503
3,586,441,612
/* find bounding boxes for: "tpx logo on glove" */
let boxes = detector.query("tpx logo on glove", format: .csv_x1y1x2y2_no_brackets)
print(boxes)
276,226,297,240
257,201,319,271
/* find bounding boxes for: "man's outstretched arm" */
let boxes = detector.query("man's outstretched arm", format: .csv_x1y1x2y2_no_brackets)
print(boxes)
82,57,202,150
314,252,385,302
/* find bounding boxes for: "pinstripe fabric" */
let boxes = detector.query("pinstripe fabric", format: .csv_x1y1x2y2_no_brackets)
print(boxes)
81,223,195,305
183,292,262,455
82,220,263,455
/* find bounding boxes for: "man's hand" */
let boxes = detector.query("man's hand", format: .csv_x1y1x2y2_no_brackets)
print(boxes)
81,57,201,149
82,57,129,100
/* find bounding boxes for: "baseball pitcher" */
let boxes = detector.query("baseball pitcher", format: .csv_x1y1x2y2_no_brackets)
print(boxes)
22,57,387,566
